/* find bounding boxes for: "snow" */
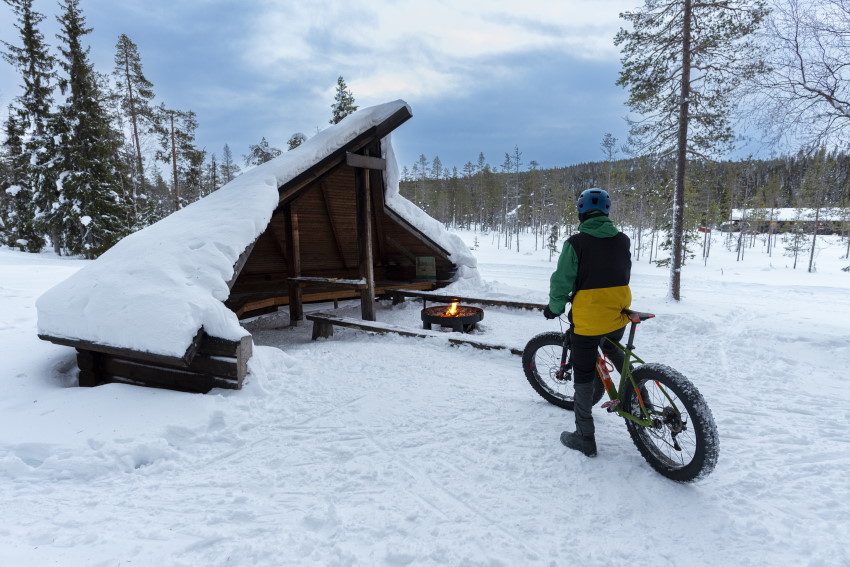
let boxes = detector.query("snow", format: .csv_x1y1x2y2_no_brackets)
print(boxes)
3,229,849,565
35,100,473,359
731,207,849,222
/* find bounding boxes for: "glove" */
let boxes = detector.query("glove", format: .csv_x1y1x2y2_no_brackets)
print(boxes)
543,305,559,320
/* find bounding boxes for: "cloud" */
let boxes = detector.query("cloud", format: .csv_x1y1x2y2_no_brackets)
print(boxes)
241,0,635,103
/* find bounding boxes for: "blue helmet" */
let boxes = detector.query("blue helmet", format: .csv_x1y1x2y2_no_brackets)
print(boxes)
576,188,611,215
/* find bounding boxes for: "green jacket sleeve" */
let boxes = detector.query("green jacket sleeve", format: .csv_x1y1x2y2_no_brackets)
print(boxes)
549,241,578,315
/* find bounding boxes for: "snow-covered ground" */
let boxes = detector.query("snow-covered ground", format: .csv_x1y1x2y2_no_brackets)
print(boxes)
1,230,848,566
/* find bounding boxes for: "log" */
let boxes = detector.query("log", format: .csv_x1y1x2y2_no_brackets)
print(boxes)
100,356,240,393
385,289,546,311
305,312,522,355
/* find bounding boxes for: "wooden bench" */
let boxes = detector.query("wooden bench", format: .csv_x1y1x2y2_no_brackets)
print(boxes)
385,289,546,311
305,312,523,355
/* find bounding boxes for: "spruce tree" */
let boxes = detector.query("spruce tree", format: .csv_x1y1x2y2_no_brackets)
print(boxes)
1,0,56,251
53,0,129,257
0,107,34,248
113,33,155,224
287,132,306,150
615,0,768,299
329,76,358,124
219,143,240,183
154,104,202,210
243,137,281,166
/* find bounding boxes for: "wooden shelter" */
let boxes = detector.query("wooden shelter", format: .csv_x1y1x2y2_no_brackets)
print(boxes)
38,102,460,393
227,104,455,322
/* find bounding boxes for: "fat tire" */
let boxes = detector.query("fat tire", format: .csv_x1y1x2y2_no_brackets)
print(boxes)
522,331,604,410
622,363,719,482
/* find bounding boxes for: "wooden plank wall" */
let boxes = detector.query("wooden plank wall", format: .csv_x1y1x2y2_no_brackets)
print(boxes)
77,335,252,393
227,156,457,316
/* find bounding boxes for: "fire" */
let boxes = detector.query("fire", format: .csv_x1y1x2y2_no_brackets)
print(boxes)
445,302,459,316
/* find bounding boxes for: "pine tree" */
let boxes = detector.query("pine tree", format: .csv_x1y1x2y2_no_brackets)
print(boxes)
287,132,306,150
113,33,155,224
615,0,768,299
52,0,129,258
219,143,240,183
547,224,560,261
244,137,281,166
154,104,201,210
1,0,57,252
0,107,34,248
329,76,358,124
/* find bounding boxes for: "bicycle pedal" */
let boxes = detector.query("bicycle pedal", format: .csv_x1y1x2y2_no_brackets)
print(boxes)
601,399,621,413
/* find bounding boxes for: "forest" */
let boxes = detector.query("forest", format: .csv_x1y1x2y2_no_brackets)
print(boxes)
396,146,850,269
1,0,850,276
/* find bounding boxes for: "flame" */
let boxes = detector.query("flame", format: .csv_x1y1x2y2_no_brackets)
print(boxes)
445,302,459,316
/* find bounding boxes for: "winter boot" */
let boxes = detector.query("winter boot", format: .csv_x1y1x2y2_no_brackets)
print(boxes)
560,430,597,457
561,381,597,457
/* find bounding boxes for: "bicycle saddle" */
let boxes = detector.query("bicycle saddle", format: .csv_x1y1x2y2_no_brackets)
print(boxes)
622,308,655,322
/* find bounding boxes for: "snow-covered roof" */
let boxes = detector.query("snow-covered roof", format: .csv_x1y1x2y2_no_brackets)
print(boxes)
37,100,478,360
730,208,849,222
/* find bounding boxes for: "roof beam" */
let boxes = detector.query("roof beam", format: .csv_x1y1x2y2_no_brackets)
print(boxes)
345,152,386,170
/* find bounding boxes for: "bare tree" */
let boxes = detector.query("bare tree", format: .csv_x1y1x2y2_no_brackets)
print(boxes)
757,0,850,147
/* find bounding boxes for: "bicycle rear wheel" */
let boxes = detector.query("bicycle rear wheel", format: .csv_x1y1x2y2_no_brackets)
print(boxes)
522,331,604,410
622,363,719,482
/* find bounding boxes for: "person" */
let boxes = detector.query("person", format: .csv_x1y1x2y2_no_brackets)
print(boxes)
543,188,632,457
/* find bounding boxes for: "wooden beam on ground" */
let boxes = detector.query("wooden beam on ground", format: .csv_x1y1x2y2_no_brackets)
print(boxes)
304,312,522,355
385,289,546,310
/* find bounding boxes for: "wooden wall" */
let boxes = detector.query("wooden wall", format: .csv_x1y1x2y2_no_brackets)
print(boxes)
227,159,456,318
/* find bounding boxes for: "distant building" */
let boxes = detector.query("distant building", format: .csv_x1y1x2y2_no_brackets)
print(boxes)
720,208,850,234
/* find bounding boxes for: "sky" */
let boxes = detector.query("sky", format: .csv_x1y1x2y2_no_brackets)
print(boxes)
0,0,642,171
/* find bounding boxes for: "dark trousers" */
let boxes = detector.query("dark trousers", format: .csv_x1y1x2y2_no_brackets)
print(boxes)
570,325,627,437
571,325,627,384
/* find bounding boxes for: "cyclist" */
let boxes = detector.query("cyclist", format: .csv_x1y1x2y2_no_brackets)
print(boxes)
543,188,632,457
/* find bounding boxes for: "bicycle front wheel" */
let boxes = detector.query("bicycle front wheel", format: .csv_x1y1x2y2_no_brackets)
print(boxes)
522,331,604,410
622,363,719,482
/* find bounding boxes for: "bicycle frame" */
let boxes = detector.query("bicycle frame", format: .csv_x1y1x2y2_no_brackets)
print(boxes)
596,316,678,428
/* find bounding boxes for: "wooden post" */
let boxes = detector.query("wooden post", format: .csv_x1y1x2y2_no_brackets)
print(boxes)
355,156,377,321
284,204,304,326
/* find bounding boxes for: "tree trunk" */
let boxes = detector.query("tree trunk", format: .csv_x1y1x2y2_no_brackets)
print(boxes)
670,0,692,301
124,57,142,223
170,112,179,210
808,205,820,272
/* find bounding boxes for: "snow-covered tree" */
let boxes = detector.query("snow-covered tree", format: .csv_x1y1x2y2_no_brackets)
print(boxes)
287,132,306,151
1,0,57,252
244,137,281,166
329,76,358,124
51,0,129,258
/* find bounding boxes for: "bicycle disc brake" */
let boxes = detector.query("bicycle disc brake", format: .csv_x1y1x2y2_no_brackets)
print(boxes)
552,363,572,383
662,406,685,451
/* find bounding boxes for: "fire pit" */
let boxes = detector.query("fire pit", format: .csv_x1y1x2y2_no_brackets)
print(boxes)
421,302,484,333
